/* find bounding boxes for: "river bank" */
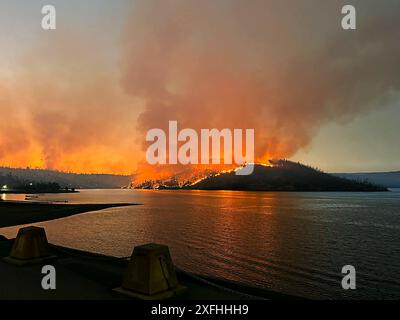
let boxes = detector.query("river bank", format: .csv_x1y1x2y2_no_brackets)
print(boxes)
0,201,138,228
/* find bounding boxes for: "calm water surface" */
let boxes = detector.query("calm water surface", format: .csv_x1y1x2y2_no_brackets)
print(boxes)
1,189,400,299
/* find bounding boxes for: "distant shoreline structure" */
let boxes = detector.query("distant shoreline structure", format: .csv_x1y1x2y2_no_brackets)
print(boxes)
0,167,132,189
0,189,78,195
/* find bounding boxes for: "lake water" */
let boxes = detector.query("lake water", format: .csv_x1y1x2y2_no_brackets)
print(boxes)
1,189,400,299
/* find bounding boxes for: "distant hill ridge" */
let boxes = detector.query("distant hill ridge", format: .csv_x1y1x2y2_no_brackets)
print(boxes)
2,162,396,191
333,171,400,188
187,160,387,192
0,167,132,189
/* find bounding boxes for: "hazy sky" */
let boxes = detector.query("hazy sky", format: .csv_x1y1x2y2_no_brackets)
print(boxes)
0,0,399,174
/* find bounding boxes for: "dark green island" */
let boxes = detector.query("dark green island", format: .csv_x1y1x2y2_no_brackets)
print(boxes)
186,161,388,192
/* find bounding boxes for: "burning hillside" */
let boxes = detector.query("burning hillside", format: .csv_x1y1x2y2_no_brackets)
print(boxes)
130,163,233,189
187,160,387,192
131,160,387,192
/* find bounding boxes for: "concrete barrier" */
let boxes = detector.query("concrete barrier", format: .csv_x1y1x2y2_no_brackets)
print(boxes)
114,243,185,299
3,226,56,266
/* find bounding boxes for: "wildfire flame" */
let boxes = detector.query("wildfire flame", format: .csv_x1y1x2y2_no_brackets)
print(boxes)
130,160,277,189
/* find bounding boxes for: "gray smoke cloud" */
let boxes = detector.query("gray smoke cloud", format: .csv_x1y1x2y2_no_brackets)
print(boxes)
1,0,399,176
122,0,400,163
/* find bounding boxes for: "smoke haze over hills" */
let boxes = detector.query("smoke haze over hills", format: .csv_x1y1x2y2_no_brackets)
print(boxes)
0,1,399,175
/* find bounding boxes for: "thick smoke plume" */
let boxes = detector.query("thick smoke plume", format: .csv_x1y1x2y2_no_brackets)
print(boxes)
1,0,399,178
0,32,138,174
122,0,400,181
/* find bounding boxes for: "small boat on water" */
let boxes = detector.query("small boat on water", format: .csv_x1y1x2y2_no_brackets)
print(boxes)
24,195,68,203
25,195,39,200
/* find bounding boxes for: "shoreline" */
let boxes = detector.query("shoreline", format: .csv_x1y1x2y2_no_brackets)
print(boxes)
0,190,78,194
132,187,390,192
0,201,138,228
0,237,301,300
